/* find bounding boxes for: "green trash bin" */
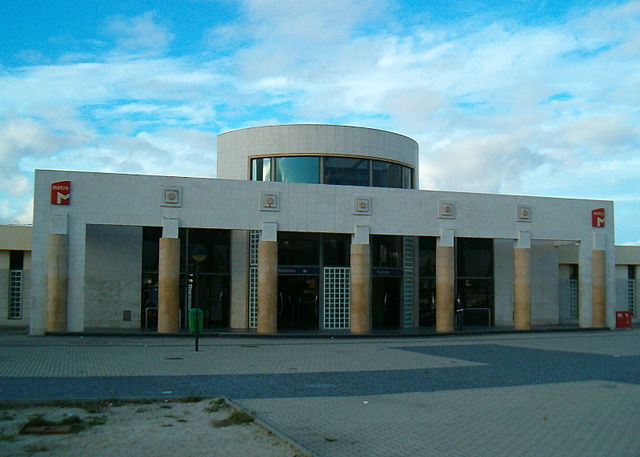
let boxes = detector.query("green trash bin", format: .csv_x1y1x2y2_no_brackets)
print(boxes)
188,308,204,334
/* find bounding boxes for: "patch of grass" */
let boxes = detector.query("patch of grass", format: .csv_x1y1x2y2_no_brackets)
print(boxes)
205,398,226,413
160,405,172,410
20,414,106,434
47,398,150,413
211,410,254,428
22,415,86,433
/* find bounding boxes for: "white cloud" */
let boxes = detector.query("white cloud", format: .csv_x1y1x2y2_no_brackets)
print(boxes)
0,117,75,179
14,198,33,225
241,0,382,43
419,134,546,193
104,11,174,52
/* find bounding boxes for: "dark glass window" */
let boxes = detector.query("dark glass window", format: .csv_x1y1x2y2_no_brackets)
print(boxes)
372,160,403,188
629,266,636,279
279,232,320,266
274,157,319,183
186,229,230,274
569,264,579,280
402,167,413,189
456,278,494,310
371,235,403,268
251,158,271,181
457,238,493,278
322,233,351,266
251,155,413,189
142,227,162,272
418,237,436,277
323,157,370,186
419,279,436,324
9,251,24,270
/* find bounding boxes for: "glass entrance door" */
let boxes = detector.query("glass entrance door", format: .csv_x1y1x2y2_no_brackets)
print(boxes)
372,277,402,329
278,275,319,330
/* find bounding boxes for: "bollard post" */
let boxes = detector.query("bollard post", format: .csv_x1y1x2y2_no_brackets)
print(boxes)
188,308,204,351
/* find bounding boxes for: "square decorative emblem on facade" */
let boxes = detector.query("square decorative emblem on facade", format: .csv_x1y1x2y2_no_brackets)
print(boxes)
260,192,280,211
354,198,372,215
438,201,456,219
517,205,532,222
161,186,182,207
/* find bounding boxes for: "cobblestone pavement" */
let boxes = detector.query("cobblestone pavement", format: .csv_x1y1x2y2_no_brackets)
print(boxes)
1,329,639,456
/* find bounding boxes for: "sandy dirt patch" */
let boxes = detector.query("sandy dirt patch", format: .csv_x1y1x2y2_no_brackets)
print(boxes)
0,397,307,457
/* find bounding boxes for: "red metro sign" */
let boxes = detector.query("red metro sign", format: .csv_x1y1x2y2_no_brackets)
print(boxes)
50,181,71,205
591,208,605,227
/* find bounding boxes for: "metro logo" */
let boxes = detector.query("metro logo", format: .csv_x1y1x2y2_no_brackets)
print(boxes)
50,181,71,205
591,208,605,227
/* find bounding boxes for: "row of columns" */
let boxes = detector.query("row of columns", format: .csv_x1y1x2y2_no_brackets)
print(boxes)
42,229,609,334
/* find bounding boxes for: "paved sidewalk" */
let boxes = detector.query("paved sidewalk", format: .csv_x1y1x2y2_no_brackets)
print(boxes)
1,329,639,456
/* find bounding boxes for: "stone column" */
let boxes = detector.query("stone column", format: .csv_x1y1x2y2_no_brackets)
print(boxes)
436,230,455,333
592,249,606,327
513,247,531,330
45,233,69,332
158,237,180,333
350,243,371,334
257,240,278,333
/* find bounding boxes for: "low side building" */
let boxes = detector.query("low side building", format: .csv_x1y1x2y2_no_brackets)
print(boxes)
0,225,32,329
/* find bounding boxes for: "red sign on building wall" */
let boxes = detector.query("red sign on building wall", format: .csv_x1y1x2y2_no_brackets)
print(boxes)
592,208,605,227
50,181,71,205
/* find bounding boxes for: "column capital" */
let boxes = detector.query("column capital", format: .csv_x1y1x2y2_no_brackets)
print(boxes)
261,221,278,242
438,228,455,247
162,217,179,238
353,225,370,245
516,230,531,249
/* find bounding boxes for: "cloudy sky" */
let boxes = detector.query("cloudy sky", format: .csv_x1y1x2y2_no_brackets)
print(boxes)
1,0,638,244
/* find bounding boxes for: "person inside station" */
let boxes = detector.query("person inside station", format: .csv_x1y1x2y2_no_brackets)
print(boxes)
455,294,465,330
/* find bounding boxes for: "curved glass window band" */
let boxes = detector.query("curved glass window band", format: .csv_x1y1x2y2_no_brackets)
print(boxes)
251,156,413,189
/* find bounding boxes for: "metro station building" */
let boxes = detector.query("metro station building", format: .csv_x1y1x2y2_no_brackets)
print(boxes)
29,124,619,335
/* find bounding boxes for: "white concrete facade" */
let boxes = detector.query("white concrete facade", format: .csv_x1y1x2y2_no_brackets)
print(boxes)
29,124,620,334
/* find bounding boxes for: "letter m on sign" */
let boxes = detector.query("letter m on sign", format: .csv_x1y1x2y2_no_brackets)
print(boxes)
591,208,605,227
50,181,71,205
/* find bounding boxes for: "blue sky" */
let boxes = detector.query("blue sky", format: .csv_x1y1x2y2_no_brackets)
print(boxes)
1,0,638,244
